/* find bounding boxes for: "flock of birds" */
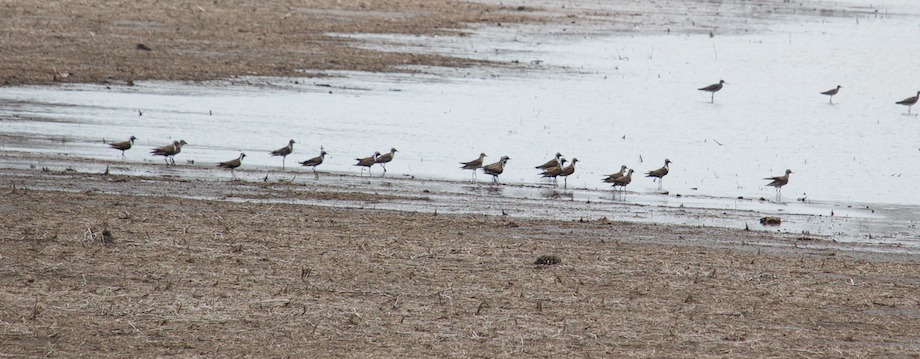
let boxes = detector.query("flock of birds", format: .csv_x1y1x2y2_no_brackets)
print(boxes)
101,81,917,200
104,136,793,200
699,80,920,114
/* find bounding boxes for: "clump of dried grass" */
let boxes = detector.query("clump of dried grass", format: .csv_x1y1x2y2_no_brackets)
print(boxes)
533,254,561,265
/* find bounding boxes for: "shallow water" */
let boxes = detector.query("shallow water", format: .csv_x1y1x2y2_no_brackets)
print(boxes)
0,0,919,240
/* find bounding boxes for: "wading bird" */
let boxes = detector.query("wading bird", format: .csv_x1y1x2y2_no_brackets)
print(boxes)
611,169,634,199
483,156,510,183
540,159,567,187
299,148,327,179
460,153,487,180
218,153,246,179
558,158,578,188
645,159,672,189
270,139,295,170
108,136,136,159
603,165,628,183
764,169,793,200
699,80,727,103
355,152,380,176
151,139,187,165
375,148,398,176
896,91,920,115
821,85,841,104
535,152,563,171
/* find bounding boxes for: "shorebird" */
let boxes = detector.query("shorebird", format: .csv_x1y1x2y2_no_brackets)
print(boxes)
483,156,510,183
611,169,634,199
218,153,246,179
896,91,920,115
541,159,567,187
603,165,628,183
821,85,841,104
108,136,136,159
645,159,672,189
558,158,578,188
299,148,328,179
535,152,563,171
764,169,792,199
270,139,295,170
355,152,380,176
375,148,398,176
699,80,727,103
150,139,187,165
460,153,487,180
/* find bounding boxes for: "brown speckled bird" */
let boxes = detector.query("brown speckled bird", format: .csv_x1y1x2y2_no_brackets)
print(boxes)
270,139,295,170
645,159,671,189
355,152,380,176
300,148,328,179
611,169,634,199
535,152,563,170
764,169,792,199
558,158,578,188
603,165,628,183
483,156,510,183
460,153,487,180
374,148,398,176
151,139,187,165
541,158,567,187
108,136,136,159
218,153,246,179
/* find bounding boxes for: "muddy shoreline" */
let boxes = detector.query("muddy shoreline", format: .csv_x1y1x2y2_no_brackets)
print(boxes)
1,0,870,85
3,151,920,357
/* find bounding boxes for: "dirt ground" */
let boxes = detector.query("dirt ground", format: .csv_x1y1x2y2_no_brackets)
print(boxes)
0,0,539,85
2,165,920,357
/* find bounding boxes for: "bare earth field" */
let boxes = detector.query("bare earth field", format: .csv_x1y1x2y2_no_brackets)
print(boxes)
4,0,920,357
2,155,920,357
0,0,538,85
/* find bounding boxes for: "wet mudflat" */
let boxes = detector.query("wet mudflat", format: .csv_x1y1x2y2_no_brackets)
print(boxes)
3,155,920,357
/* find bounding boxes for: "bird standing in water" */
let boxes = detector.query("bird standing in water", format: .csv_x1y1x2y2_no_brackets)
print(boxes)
821,85,841,104
699,80,727,103
896,91,920,115
541,159,567,187
375,148,398,176
483,156,510,183
460,153,487,180
355,152,380,176
151,140,187,165
645,159,672,189
218,153,246,179
611,169,634,200
535,153,563,171
270,139,295,170
108,136,137,159
300,148,328,179
558,158,578,188
764,169,793,200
